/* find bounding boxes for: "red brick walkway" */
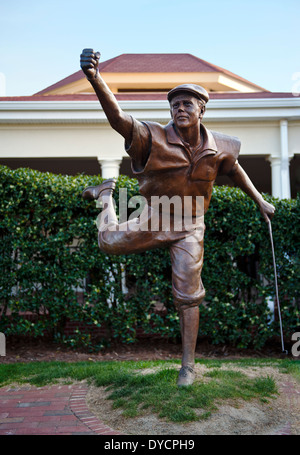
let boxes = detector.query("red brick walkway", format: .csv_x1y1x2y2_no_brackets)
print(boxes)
0,380,299,435
0,383,122,435
276,380,300,435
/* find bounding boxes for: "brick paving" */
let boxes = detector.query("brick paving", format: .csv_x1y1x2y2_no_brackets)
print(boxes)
275,381,300,435
0,383,123,435
0,380,298,435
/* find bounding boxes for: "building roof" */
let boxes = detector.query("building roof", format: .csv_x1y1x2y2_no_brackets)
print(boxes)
0,92,298,103
35,53,267,95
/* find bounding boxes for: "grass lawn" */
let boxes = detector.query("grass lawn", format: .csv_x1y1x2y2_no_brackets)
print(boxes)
0,357,299,423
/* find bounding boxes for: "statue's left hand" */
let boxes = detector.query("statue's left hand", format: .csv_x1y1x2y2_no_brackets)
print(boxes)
258,199,275,223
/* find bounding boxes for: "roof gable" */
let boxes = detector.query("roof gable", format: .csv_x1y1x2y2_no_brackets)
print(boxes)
36,53,267,95
98,53,218,73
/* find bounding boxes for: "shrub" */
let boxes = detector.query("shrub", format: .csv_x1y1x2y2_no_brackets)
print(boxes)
0,165,299,349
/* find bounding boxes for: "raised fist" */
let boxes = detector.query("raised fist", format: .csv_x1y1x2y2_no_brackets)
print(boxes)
80,49,100,79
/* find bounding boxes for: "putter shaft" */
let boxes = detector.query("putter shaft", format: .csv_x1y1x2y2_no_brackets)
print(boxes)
267,219,287,354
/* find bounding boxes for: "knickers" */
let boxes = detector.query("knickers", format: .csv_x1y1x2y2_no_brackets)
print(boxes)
98,205,205,306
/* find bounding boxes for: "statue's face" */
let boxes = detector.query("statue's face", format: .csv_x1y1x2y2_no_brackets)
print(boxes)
170,94,205,130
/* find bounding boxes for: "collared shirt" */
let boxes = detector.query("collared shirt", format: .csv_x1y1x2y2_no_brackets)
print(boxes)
125,117,240,215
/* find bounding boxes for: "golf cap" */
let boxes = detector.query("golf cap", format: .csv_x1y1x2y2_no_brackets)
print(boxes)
167,84,209,104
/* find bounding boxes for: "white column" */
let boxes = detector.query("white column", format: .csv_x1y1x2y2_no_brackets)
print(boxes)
267,120,292,199
279,120,291,199
267,156,282,198
98,158,121,179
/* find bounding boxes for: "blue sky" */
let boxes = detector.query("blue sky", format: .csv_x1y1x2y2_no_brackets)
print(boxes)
0,0,299,96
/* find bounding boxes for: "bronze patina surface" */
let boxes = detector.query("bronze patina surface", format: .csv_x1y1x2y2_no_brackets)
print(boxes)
80,49,275,386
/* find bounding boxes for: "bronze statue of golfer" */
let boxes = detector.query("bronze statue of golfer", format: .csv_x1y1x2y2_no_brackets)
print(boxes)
80,49,275,386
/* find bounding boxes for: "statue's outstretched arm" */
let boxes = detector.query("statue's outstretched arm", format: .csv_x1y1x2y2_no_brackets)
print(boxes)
80,49,132,144
228,162,275,222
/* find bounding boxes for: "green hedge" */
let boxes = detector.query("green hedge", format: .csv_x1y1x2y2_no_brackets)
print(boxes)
0,165,299,350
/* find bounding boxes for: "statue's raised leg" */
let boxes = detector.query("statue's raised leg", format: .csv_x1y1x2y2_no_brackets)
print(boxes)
82,178,118,229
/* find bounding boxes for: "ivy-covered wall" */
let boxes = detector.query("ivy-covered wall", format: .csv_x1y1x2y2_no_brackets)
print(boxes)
0,165,299,350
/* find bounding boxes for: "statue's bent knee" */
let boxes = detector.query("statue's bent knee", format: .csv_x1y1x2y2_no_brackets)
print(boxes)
174,291,205,311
